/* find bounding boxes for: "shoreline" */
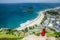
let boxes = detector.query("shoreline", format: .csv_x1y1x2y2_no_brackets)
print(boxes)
16,7,60,30
16,11,44,30
0,7,60,30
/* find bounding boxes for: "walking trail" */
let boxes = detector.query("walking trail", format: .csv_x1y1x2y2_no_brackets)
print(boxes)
22,34,56,40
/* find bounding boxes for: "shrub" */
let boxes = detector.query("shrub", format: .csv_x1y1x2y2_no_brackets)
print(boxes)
46,10,59,15
41,16,47,24
29,27,33,30
55,32,60,38
35,32,40,36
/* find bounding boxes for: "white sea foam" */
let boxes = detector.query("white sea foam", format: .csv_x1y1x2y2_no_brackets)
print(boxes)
16,11,44,30
16,7,60,30
19,12,41,27
20,20,32,27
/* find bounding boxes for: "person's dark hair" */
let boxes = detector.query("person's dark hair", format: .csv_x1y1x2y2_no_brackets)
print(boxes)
43,29,45,31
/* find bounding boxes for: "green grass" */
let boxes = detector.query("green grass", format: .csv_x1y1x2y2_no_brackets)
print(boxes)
0,32,18,38
0,38,20,40
0,31,26,40
0,27,60,40
46,32,56,37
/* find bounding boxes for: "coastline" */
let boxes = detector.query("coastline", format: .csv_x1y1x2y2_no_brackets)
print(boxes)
16,11,44,30
44,7,60,11
16,7,60,30
0,7,60,30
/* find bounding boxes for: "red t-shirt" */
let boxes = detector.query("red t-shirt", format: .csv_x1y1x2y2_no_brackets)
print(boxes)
41,30,46,36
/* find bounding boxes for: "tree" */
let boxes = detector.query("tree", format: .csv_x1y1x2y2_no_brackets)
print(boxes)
46,10,59,15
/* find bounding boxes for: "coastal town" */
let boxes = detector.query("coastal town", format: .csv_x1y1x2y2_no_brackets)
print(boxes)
42,8,60,32
0,7,60,40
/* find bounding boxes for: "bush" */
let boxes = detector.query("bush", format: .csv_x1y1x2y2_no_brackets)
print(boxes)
33,32,35,34
25,28,28,32
21,28,28,33
46,11,59,15
29,27,33,30
35,32,40,36
54,32,60,38
19,32,25,39
41,16,47,24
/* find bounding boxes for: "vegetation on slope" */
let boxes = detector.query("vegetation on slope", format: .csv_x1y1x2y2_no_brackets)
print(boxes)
45,10,59,15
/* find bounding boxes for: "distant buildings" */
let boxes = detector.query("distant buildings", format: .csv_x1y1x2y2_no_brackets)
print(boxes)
42,9,60,32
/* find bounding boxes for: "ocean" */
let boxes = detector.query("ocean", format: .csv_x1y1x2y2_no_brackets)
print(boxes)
0,3,60,29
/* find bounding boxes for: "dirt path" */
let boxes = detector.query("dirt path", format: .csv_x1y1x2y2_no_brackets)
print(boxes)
22,34,56,40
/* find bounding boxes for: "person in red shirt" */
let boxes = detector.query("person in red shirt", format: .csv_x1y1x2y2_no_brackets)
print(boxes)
41,29,47,37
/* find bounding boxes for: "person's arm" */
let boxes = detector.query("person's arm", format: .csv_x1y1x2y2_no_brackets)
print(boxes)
45,30,48,33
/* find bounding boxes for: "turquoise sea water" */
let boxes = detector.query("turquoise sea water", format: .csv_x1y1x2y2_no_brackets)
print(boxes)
0,3,60,29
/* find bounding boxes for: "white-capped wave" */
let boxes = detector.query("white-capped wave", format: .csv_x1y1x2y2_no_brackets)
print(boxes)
20,20,32,27
16,7,60,30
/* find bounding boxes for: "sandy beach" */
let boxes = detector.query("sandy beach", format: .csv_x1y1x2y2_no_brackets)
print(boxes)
16,11,44,30
15,7,60,30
